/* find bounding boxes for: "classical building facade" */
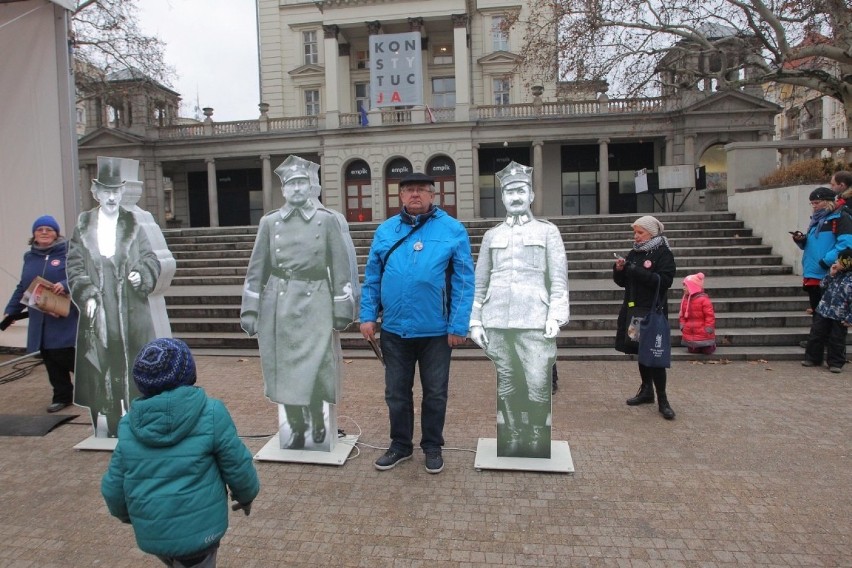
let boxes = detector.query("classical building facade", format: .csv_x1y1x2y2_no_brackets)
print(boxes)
77,0,780,227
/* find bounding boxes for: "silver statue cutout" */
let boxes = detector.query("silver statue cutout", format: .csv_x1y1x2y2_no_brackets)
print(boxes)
470,161,569,459
241,155,359,455
68,156,166,439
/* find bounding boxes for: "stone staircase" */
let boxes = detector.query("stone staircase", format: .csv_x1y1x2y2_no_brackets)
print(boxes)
163,212,814,361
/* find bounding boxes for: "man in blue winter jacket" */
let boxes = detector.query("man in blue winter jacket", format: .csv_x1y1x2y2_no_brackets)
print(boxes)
360,172,474,474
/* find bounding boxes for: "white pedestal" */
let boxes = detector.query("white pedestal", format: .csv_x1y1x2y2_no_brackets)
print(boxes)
74,435,118,451
254,433,358,466
474,438,574,473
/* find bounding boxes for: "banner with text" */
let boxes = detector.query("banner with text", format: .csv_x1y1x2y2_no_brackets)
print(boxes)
370,32,423,107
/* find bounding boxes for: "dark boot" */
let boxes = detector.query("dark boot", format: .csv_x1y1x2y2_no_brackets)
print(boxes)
651,369,675,420
309,402,326,444
551,363,558,394
658,397,676,420
498,397,523,457
527,402,552,459
281,404,307,449
626,380,654,405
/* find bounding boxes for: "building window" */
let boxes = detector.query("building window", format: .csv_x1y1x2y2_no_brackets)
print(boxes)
432,77,456,108
491,16,509,52
303,30,318,65
355,49,369,70
493,78,510,106
305,89,320,115
355,82,370,112
433,44,453,65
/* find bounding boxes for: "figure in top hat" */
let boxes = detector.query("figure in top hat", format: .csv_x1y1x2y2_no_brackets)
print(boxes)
67,156,161,438
240,155,359,451
469,161,569,458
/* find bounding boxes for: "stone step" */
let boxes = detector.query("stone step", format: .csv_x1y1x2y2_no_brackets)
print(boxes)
172,326,816,352
167,263,794,286
165,297,812,319
167,310,814,334
185,345,809,362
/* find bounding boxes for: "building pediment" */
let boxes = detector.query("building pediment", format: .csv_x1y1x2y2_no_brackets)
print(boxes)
684,90,780,114
78,127,148,147
289,64,325,77
477,51,522,66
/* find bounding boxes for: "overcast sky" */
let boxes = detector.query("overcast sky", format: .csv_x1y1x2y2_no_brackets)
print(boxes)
137,0,259,122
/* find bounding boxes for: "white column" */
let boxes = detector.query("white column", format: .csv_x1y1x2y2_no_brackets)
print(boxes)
206,158,219,227
155,162,166,225
684,135,696,165
472,144,480,218
598,138,610,214
532,140,544,216
261,154,273,213
323,25,341,128
452,14,470,121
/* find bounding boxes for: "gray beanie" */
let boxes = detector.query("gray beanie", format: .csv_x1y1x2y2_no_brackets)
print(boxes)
632,215,664,237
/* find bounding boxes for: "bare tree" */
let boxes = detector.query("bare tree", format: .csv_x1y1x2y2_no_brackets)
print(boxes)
514,0,852,131
71,0,174,97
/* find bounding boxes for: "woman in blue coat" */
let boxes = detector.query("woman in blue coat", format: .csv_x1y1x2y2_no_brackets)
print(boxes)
3,215,78,412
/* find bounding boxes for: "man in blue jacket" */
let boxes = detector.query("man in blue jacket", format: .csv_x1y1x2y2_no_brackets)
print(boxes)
360,172,474,474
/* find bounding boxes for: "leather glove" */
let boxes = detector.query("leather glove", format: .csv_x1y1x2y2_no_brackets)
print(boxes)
231,500,253,516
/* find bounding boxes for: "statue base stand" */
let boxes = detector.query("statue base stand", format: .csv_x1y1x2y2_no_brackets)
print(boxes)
474,438,574,473
74,435,118,452
255,433,358,466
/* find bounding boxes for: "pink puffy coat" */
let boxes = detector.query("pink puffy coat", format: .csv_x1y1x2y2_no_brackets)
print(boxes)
679,278,716,348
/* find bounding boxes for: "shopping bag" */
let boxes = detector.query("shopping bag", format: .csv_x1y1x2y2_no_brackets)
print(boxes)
637,275,671,368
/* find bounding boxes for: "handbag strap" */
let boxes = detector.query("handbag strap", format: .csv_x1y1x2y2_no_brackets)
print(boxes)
381,218,427,271
649,274,662,312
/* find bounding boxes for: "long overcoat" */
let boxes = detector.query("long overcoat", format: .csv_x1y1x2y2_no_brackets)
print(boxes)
241,202,358,405
67,208,160,412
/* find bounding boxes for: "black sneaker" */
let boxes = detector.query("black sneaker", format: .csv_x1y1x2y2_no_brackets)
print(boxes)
374,450,412,470
46,402,69,413
424,451,444,474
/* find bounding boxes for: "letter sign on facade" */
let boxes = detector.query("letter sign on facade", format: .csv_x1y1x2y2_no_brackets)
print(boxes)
369,32,423,107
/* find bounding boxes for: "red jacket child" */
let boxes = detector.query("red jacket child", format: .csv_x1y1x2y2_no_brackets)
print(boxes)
679,272,717,355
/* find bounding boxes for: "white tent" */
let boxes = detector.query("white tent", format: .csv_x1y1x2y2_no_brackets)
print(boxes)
0,0,78,348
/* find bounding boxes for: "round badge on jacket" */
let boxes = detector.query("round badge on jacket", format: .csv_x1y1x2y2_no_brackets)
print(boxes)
51,259,61,267
643,260,653,269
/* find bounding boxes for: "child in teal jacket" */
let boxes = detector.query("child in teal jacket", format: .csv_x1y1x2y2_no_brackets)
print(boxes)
102,338,260,567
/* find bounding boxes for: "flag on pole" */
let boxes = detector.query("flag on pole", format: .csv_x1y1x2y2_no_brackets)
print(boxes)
358,104,369,127
425,105,436,123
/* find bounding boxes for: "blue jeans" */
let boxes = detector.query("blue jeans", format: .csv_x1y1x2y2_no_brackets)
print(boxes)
380,330,452,455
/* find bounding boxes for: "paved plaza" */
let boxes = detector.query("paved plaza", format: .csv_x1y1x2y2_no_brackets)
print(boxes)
0,354,849,567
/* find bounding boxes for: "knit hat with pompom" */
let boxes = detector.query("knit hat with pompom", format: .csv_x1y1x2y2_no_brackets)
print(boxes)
683,272,705,295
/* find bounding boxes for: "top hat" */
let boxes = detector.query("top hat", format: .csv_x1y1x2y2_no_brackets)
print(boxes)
93,156,126,188
274,155,320,186
496,161,533,190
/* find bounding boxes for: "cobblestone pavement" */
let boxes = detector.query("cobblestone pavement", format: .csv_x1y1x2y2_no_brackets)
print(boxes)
0,354,849,567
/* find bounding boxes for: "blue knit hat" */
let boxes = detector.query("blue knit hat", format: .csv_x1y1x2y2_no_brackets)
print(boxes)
133,338,197,397
32,215,60,234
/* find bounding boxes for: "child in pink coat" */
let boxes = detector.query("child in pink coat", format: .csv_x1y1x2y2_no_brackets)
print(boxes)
679,272,717,355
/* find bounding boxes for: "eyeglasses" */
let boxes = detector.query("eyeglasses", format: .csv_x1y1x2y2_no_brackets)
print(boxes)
401,186,434,194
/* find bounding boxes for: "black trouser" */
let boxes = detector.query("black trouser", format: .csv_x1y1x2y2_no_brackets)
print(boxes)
639,363,668,401
41,347,74,404
804,284,823,312
805,313,848,368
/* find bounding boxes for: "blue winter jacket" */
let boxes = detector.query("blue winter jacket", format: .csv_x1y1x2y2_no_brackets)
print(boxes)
816,270,852,324
361,207,475,338
101,386,260,557
796,210,852,280
3,238,78,353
